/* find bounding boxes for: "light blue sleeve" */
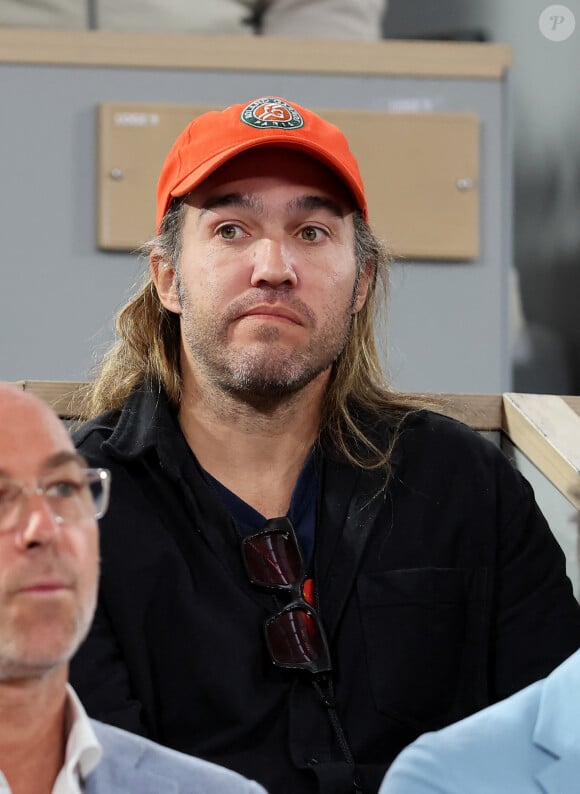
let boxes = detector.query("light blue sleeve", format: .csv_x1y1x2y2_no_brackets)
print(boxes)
379,742,454,794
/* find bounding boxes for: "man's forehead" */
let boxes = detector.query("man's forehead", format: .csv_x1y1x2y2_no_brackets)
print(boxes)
0,451,86,480
0,384,75,472
189,147,357,206
0,383,45,416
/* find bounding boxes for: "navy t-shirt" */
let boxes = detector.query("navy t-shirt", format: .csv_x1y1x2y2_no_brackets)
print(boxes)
203,450,318,574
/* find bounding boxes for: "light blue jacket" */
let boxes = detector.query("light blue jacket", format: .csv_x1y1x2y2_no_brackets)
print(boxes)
85,720,267,794
380,649,580,794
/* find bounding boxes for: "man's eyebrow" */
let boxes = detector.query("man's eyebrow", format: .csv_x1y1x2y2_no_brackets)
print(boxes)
197,193,347,219
199,193,263,216
40,451,89,471
0,451,88,480
287,195,347,218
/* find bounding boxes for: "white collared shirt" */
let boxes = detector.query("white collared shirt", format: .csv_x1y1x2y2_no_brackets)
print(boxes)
0,685,102,794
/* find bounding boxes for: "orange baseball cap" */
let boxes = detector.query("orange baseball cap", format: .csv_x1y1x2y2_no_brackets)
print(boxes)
156,96,367,231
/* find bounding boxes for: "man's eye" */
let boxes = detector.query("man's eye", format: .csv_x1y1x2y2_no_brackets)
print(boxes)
45,481,82,499
0,483,17,504
300,226,325,242
217,224,243,240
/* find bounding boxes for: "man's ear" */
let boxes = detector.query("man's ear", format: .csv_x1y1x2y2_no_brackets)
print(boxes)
150,254,181,315
352,264,374,314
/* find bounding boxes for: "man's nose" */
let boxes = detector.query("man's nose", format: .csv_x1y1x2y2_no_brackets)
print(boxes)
250,239,298,288
15,493,61,550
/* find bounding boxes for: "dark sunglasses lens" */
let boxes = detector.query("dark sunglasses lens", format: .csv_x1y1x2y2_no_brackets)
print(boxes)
244,531,303,586
266,606,324,666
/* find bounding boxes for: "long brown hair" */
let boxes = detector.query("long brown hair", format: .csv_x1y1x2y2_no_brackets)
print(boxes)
82,199,430,472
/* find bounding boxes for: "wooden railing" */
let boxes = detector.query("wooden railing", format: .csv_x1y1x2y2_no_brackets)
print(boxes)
0,29,512,78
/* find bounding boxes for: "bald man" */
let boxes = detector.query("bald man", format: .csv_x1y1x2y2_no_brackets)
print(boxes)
0,383,266,794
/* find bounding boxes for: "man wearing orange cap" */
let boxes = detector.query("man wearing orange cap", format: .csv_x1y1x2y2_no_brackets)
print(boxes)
69,97,580,794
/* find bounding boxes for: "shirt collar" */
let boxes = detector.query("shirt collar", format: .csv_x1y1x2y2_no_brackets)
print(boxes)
54,684,102,792
96,384,408,475
103,386,171,461
0,686,102,794
100,387,192,480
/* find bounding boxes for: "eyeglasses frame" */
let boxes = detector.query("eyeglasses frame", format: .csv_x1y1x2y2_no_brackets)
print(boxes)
0,467,111,531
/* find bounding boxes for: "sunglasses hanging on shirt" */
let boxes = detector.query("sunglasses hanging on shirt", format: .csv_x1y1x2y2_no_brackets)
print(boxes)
241,515,332,675
241,516,361,793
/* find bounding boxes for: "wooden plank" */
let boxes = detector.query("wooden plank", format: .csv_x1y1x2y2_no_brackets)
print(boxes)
502,394,580,510
0,30,512,79
15,381,89,419
435,394,503,430
98,103,212,249
563,396,580,417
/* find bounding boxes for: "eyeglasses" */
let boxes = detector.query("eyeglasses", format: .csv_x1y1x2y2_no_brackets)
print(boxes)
241,516,332,675
0,468,111,532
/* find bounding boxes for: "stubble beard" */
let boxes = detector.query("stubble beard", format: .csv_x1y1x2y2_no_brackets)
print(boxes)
179,287,355,407
0,597,94,681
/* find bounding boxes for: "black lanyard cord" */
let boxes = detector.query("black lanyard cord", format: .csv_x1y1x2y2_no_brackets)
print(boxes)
312,675,363,793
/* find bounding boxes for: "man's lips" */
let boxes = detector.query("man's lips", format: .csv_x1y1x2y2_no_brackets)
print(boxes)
237,306,304,325
15,580,73,595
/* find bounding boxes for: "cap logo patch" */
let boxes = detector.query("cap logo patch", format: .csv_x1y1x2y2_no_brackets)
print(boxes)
241,98,304,131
